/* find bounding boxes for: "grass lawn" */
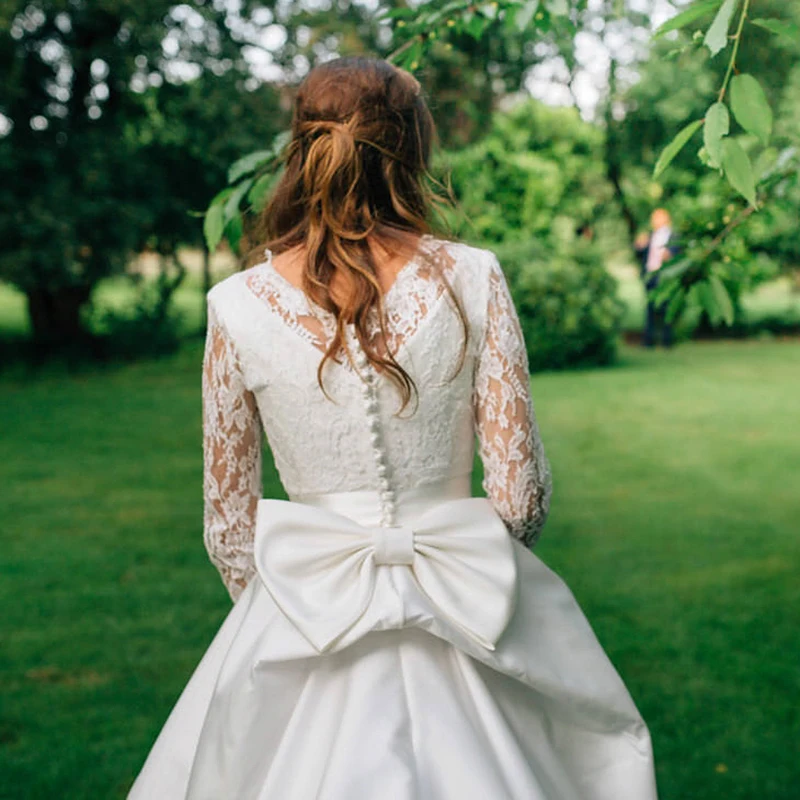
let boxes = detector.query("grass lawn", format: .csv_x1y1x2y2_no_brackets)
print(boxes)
1,336,799,799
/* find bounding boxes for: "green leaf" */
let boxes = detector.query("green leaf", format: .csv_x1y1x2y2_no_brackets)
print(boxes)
224,177,254,223
696,280,722,324
666,286,686,323
698,145,714,167
655,0,723,38
225,212,244,255
465,14,490,39
704,102,730,169
514,0,539,31
654,119,704,178
708,273,734,325
270,129,291,157
394,38,423,70
729,74,773,146
721,138,758,208
203,202,225,252
248,170,280,212
751,18,800,45
228,150,273,184
208,186,234,208
704,0,740,57
383,7,417,20
658,257,693,282
425,0,464,25
651,277,679,308
545,0,568,15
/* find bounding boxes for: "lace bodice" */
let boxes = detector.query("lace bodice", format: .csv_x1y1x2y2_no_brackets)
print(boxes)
202,236,553,600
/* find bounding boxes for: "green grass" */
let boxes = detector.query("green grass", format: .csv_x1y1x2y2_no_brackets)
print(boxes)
1,338,799,799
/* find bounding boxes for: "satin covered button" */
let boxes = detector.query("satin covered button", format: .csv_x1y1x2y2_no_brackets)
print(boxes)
372,525,415,565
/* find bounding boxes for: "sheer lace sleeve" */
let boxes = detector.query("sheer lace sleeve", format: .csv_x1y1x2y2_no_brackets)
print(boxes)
472,255,553,547
202,296,263,602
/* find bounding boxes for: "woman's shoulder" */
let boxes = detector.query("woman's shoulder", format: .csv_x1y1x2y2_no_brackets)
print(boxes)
425,236,503,286
206,260,267,313
427,237,507,315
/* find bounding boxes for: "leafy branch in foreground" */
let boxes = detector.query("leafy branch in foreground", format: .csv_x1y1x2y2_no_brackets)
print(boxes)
650,151,798,327
653,0,770,206
202,131,289,255
648,0,796,327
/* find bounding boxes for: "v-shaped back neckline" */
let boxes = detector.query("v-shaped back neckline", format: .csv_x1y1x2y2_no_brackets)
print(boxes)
241,233,455,374
261,233,436,318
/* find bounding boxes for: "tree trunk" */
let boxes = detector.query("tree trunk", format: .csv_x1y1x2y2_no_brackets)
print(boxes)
25,284,93,346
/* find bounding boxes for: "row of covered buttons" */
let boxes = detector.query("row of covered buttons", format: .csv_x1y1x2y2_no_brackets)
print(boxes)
352,339,396,527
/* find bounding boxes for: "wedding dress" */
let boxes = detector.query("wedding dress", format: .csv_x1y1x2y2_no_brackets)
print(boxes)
127,234,658,800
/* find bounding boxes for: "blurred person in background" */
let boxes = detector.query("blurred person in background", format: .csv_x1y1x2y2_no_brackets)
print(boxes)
635,208,678,348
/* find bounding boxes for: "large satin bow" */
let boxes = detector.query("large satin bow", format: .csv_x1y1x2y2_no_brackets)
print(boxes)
253,496,519,654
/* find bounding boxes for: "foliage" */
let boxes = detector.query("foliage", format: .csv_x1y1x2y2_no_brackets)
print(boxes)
203,0,793,342
495,238,625,371
439,98,625,370
611,3,800,330
203,130,290,255
382,0,580,71
87,258,186,359
0,1,285,347
441,99,617,245
643,0,800,326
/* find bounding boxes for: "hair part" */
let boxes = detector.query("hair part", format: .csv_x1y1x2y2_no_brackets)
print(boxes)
249,56,469,413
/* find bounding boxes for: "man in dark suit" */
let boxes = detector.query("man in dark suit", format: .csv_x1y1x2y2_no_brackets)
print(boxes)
634,208,678,348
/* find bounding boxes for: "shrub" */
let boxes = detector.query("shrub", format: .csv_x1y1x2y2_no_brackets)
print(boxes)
494,239,626,372
88,270,185,360
439,97,628,371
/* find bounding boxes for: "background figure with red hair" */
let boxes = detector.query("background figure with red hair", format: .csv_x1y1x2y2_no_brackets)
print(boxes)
635,208,679,348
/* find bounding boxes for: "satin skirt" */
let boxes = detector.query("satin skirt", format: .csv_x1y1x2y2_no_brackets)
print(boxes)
127,477,659,800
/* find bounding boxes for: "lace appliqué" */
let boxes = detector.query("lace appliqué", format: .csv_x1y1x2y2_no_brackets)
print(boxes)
242,234,454,368
472,255,553,547
202,301,263,601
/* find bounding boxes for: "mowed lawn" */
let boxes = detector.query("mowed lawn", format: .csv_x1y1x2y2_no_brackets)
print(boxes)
1,339,799,799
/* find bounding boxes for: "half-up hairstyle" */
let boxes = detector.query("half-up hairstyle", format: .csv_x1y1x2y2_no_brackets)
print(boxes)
250,56,469,414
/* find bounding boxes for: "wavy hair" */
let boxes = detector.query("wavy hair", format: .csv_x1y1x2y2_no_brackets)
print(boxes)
249,56,468,413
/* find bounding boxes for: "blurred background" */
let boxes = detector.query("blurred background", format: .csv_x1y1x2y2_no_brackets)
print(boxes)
1,1,798,798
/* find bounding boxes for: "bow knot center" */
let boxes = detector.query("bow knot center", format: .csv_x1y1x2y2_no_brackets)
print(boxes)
372,524,415,565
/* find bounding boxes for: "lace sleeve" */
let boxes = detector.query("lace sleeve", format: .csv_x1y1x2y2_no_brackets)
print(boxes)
472,255,553,547
202,296,263,602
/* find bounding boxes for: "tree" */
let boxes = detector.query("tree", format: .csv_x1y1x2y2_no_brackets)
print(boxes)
0,1,284,347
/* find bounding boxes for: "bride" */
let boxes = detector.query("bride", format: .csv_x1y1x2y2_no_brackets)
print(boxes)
128,55,658,799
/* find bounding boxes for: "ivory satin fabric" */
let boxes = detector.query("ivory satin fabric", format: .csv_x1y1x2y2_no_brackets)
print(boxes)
127,479,658,800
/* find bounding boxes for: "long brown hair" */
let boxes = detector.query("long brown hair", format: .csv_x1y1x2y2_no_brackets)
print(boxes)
249,56,469,413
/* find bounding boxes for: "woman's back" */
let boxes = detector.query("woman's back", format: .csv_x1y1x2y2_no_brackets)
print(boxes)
127,56,657,800
203,233,551,599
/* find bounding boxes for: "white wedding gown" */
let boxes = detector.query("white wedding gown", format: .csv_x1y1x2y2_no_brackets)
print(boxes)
127,235,658,799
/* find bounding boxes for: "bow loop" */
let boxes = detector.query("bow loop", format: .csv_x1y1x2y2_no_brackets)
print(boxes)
254,496,518,654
